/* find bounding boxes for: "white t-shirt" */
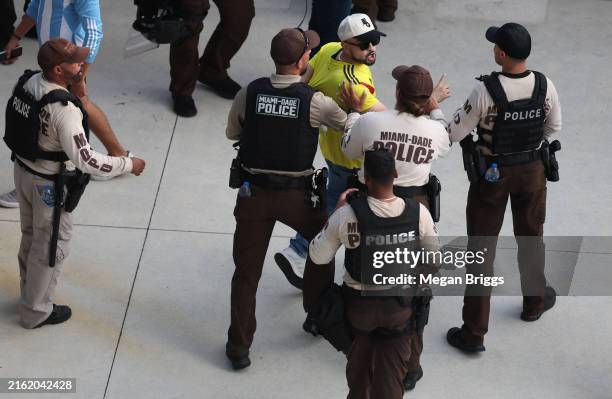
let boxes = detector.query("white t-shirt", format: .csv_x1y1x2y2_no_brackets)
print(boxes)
342,110,451,186
447,71,562,150
17,73,132,177
309,196,439,291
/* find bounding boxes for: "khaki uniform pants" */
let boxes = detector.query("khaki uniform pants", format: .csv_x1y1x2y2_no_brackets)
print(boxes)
14,164,72,329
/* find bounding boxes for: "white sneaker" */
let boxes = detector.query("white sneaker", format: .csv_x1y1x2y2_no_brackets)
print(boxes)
274,246,306,290
0,189,19,208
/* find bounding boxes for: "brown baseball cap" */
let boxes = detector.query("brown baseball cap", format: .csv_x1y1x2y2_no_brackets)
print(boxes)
270,28,320,65
38,38,89,71
392,65,433,102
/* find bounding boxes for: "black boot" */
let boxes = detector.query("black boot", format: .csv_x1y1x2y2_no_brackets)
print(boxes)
198,75,241,99
172,95,197,117
225,344,251,370
34,304,72,328
403,366,423,391
521,286,557,322
446,327,485,353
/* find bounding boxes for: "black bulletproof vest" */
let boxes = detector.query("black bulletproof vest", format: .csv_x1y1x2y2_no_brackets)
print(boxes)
239,77,318,172
477,71,547,154
4,70,90,163
344,195,420,285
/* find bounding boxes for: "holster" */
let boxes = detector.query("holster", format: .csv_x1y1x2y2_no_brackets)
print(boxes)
308,167,328,210
426,174,441,222
306,284,353,354
412,285,433,335
540,139,561,182
64,169,90,213
229,156,242,189
460,135,486,183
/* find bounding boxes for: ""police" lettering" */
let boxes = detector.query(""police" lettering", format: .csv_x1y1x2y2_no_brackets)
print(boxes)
256,95,300,118
12,97,30,118
365,231,416,246
504,109,542,121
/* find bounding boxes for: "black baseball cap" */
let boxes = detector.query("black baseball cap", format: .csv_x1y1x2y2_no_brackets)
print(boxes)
485,22,531,60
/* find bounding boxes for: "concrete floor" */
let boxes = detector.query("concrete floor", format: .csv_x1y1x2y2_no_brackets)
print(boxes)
1,0,611,398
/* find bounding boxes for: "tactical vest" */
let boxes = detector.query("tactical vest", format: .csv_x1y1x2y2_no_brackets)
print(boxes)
477,71,547,154
4,70,90,163
344,195,420,285
239,78,318,172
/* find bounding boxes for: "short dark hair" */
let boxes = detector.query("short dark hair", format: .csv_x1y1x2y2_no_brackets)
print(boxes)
364,149,396,185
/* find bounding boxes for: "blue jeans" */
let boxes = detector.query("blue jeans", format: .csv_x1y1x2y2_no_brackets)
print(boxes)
308,0,351,55
289,160,358,257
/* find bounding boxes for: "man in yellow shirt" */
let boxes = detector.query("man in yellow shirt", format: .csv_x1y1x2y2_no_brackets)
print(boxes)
275,14,387,298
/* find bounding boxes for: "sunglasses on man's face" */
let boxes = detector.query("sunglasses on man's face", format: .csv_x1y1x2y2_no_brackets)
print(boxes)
345,36,380,51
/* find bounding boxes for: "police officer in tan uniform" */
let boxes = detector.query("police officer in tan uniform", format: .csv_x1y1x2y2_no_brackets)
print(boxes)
5,39,145,329
445,23,562,353
224,28,364,370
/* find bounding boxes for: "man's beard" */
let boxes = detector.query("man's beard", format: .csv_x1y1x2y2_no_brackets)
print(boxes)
62,66,83,85
359,51,377,66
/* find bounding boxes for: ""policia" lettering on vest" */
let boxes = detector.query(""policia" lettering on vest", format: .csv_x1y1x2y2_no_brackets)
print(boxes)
255,94,300,118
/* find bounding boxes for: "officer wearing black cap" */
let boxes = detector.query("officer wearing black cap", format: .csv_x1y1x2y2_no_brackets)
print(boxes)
224,27,364,370
445,22,562,353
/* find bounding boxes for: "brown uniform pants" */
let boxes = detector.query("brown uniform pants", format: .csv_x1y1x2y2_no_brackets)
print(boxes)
169,0,255,96
406,192,429,373
228,185,333,357
461,160,547,346
14,163,72,329
344,285,412,399
351,0,398,21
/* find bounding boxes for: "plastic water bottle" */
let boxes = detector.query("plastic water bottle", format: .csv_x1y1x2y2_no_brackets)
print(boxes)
484,163,500,182
238,181,252,197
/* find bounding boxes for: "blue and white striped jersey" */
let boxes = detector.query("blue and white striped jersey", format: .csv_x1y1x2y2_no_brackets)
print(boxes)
26,0,104,64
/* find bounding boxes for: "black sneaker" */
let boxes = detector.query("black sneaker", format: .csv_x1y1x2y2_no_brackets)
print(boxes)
521,286,557,322
446,327,485,353
34,304,72,328
225,345,251,371
172,95,197,117
198,75,241,99
403,366,423,391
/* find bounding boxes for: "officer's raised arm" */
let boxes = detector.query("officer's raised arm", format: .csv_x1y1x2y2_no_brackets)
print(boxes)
341,114,368,160
55,106,134,178
448,84,485,142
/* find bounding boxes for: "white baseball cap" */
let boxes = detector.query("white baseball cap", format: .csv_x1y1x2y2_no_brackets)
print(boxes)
337,13,386,42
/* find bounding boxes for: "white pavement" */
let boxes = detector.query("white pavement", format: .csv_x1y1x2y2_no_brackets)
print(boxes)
1,0,612,398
